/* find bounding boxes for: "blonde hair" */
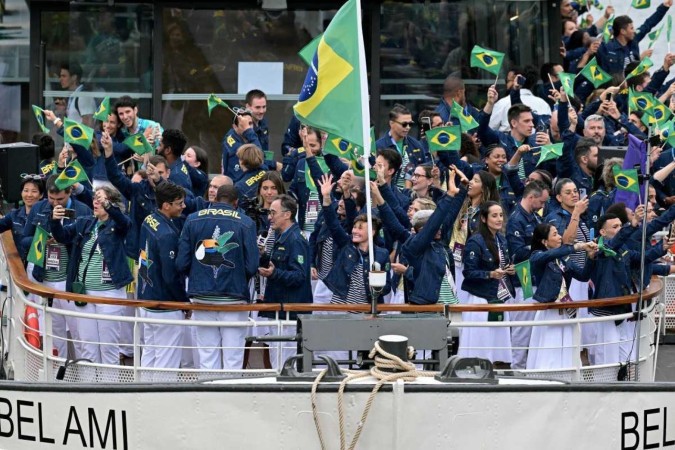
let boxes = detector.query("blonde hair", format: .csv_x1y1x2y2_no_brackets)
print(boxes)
602,157,624,190
236,144,264,170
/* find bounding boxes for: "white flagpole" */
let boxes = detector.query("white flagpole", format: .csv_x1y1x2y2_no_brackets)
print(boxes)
355,0,377,313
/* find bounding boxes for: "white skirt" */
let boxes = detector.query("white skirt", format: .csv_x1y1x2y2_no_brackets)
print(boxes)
526,308,575,370
457,294,512,363
454,262,469,304
569,279,591,347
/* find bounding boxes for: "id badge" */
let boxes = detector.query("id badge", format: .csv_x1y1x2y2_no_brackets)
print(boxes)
46,244,61,271
453,242,465,263
101,261,112,284
497,279,511,302
306,199,319,223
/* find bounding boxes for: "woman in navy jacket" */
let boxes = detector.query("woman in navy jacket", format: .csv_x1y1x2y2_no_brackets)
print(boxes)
0,175,44,262
458,201,515,364
527,223,597,370
50,185,132,366
318,174,391,306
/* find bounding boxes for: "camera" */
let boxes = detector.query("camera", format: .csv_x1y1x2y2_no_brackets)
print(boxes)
63,208,76,219
239,196,270,229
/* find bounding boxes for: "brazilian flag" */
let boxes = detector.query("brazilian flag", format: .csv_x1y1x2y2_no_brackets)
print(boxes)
123,133,154,156
537,143,563,166
641,100,672,127
63,119,94,149
597,236,617,257
579,57,612,88
470,45,505,76
298,33,323,66
613,166,640,193
628,88,655,114
625,57,653,81
207,94,229,117
55,159,89,190
27,226,49,267
92,97,111,122
648,25,663,48
603,17,614,43
425,126,461,151
451,101,478,132
659,121,675,147
324,133,356,159
305,156,330,192
514,260,533,299
631,0,650,9
558,72,576,99
32,105,49,133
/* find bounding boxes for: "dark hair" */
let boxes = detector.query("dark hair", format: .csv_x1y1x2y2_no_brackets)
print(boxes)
161,129,187,157
95,185,124,210
528,169,553,191
531,223,554,253
574,137,597,163
155,182,185,209
114,95,137,111
376,148,402,172
613,15,633,38
245,89,266,105
442,74,464,95
478,201,502,262
554,177,575,196
507,103,533,126
354,213,382,236
476,170,500,204
274,194,298,221
567,30,586,51
32,133,55,160
45,174,71,194
389,103,411,120
305,126,321,143
460,133,480,161
60,61,83,81
186,145,209,174
523,179,547,199
20,177,45,196
540,62,558,84
521,66,539,91
257,171,286,206
605,202,629,224
216,185,240,205
233,110,253,126
148,155,168,168
597,212,620,232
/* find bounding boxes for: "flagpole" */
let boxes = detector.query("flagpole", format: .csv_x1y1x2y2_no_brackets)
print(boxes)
633,126,652,381
354,0,378,316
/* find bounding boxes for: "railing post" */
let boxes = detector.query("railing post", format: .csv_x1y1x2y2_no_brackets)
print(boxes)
572,317,582,382
41,296,53,381
133,308,140,382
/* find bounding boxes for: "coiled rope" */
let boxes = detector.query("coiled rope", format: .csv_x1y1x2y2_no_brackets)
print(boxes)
310,340,437,450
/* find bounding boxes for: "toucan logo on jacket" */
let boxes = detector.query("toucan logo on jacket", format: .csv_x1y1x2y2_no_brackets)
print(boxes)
195,226,240,277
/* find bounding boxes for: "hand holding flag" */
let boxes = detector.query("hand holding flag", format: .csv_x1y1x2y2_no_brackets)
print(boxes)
425,126,461,151
55,159,89,190
207,94,231,117
32,105,50,133
514,260,533,299
63,119,94,149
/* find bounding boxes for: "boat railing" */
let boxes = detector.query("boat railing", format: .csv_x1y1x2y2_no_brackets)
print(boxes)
0,233,666,384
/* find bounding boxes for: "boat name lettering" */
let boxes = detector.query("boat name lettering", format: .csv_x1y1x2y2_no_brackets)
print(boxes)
621,407,675,450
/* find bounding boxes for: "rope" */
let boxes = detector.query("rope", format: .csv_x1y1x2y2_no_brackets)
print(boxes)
311,341,437,450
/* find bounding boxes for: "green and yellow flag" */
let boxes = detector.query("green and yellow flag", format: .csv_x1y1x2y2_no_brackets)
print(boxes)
63,119,94,149
32,105,49,133
625,57,654,81
558,72,576,98
668,15,673,42
294,0,368,150
603,17,614,43
597,236,617,257
470,45,505,76
628,89,655,114
514,260,533,299
425,126,461,151
579,57,612,88
648,25,663,48
26,226,49,267
631,0,650,9
659,121,675,147
55,159,89,190
324,133,356,159
613,166,640,193
305,156,330,192
92,97,111,122
451,101,479,132
641,99,672,127
537,143,563,166
298,33,323,66
123,133,154,156
207,94,230,117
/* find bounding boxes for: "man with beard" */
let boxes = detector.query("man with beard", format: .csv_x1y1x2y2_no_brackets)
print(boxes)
557,137,599,201
115,95,163,151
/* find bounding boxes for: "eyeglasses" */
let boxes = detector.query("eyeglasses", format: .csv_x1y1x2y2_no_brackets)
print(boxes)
20,173,45,181
412,173,429,179
268,209,289,217
170,200,186,207
394,120,415,128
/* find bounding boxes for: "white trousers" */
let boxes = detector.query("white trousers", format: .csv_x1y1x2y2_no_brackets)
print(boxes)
41,280,72,359
77,288,127,365
192,309,248,370
508,287,537,370
141,309,184,369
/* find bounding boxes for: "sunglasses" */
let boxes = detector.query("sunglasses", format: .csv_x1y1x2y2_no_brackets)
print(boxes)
20,173,45,181
394,120,415,128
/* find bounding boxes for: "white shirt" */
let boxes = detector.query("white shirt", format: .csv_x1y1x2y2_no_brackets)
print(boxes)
489,89,552,132
66,84,96,123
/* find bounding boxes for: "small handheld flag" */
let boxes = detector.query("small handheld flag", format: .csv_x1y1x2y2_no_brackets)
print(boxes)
579,57,612,88
631,0,651,9
32,105,50,133
55,160,89,190
625,57,654,81
470,45,505,76
207,94,230,117
324,134,356,159
305,157,330,192
425,126,461,151
451,101,479,132
514,260,533,299
558,72,576,99
536,143,563,166
597,236,617,257
63,119,94,149
26,226,49,267
612,166,640,193
92,97,111,122
122,133,154,156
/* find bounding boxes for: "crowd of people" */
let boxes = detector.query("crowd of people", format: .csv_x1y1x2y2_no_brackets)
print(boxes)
1,1,675,376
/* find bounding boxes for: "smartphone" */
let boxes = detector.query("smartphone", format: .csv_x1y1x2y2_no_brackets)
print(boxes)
420,117,431,135
594,34,603,43
63,208,76,219
516,75,526,86
607,93,613,103
669,222,675,240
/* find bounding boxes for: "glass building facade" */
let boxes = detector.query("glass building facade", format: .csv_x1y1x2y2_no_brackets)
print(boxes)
2,0,559,173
